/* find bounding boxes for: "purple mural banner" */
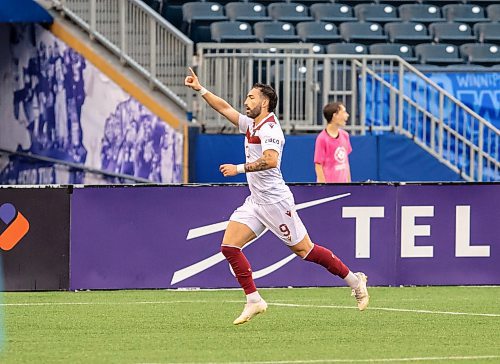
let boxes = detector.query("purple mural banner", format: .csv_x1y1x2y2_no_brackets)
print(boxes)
70,184,499,290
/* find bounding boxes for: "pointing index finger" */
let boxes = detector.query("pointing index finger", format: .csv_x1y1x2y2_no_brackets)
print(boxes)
188,67,196,77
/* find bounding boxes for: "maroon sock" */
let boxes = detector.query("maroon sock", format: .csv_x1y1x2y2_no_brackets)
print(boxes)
221,245,257,295
304,244,349,279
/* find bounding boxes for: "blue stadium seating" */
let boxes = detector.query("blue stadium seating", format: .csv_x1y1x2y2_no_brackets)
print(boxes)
339,22,388,44
474,22,500,44
442,4,488,23
354,4,400,24
460,43,500,66
182,2,227,43
296,21,342,45
326,42,368,55
415,43,464,65
225,2,271,24
210,21,257,42
253,21,301,42
370,43,418,62
429,22,476,45
141,0,500,66
309,3,357,24
267,2,313,24
399,4,446,23
385,22,432,45
486,4,500,22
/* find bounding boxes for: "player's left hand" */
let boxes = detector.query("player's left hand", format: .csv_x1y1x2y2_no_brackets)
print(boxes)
219,164,238,177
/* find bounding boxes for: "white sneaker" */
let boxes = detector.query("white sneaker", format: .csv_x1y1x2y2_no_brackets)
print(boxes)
351,272,369,311
233,299,268,325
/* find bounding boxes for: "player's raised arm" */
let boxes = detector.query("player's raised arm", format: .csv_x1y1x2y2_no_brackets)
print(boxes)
184,67,240,126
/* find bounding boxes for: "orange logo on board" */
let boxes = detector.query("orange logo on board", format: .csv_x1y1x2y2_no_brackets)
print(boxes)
0,203,30,251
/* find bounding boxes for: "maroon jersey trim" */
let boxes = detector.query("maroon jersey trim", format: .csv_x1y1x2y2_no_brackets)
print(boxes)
246,128,261,144
245,114,277,144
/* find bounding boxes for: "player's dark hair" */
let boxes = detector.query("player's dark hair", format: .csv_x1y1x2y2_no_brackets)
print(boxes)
323,102,344,123
252,83,278,113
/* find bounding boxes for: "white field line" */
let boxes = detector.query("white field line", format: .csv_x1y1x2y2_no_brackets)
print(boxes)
0,300,215,307
1,300,499,318
268,302,500,318
145,356,500,364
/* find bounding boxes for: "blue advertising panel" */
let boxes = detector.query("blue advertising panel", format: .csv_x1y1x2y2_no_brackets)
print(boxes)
70,184,499,290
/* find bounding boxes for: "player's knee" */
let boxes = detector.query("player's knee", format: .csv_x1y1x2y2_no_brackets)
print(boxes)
290,235,314,258
221,245,240,258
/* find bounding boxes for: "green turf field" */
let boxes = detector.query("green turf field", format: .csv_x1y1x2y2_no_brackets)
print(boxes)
0,287,499,363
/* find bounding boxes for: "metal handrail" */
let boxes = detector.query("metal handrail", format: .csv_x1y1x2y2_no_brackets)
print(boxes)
201,52,498,132
196,51,499,181
0,148,152,183
51,0,193,112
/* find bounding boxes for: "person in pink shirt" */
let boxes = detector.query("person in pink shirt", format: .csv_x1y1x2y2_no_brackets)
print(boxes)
314,102,352,183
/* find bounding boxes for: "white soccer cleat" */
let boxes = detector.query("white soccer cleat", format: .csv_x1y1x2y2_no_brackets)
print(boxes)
233,299,268,325
351,272,369,311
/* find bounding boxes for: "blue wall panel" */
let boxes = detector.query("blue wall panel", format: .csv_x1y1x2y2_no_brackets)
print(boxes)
378,134,463,182
193,133,462,183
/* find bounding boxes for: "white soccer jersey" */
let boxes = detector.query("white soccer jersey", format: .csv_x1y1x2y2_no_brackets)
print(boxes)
238,113,293,204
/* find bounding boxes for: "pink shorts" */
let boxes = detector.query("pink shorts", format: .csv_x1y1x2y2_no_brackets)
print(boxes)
229,196,308,246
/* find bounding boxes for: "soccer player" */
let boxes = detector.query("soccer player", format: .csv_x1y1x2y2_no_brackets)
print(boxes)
314,102,352,183
185,68,369,325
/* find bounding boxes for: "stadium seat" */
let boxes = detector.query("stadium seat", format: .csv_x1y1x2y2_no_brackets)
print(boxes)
399,4,445,23
460,43,500,66
336,0,380,7
296,21,342,45
253,21,301,42
414,43,464,65
385,22,432,45
210,21,257,42
382,0,418,5
442,4,488,23
142,0,161,12
326,42,368,55
369,43,418,62
420,0,463,5
465,0,498,7
474,22,500,44
290,0,332,2
267,3,314,24
182,2,228,42
486,4,500,22
309,3,357,24
248,0,287,4
312,44,325,54
429,22,476,45
161,0,183,28
339,22,388,45
354,4,400,24
225,2,271,24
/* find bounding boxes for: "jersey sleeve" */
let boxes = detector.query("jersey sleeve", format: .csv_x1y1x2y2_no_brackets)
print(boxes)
238,114,252,134
259,122,283,153
314,133,325,164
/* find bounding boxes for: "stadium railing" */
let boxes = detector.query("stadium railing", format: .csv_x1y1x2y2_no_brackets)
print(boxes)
195,46,499,182
51,0,194,112
0,148,152,184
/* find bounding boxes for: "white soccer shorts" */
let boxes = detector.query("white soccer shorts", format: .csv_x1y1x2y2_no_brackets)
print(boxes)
229,196,308,246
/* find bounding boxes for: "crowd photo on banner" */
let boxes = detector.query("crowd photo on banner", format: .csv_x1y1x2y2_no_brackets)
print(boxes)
0,24,183,185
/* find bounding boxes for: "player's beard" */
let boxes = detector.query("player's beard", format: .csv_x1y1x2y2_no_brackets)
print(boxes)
246,104,261,119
